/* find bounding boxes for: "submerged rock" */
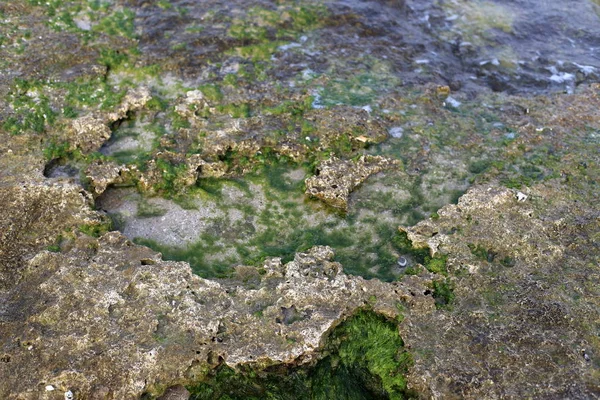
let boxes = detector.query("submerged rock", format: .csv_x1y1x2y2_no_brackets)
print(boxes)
305,155,399,211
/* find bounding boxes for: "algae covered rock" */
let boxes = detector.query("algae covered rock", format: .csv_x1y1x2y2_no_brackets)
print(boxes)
305,155,399,210
0,232,432,399
401,182,600,399
1,0,600,398
67,87,152,153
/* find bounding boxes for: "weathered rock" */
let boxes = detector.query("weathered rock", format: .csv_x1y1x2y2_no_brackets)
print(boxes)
401,182,600,399
0,234,433,399
0,179,105,291
68,87,152,153
305,155,399,210
1,1,599,399
84,160,125,196
156,385,190,400
69,114,112,153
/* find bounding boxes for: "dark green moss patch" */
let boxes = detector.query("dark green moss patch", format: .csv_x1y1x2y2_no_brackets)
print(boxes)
431,279,455,309
136,200,167,218
392,231,447,275
78,220,112,238
187,311,414,400
132,237,234,279
151,159,189,197
468,243,493,262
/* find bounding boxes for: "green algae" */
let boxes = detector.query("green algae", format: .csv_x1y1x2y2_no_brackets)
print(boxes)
187,310,414,400
78,220,112,238
431,279,455,310
319,70,399,107
132,237,234,278
3,76,128,136
123,161,449,282
136,200,167,218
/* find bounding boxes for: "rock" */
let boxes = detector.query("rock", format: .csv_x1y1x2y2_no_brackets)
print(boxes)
156,385,190,400
400,182,600,398
305,155,399,210
84,160,124,196
0,233,433,399
0,179,104,290
68,87,152,153
70,114,112,153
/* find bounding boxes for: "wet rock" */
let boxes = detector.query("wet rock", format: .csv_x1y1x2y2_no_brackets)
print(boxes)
156,385,190,400
305,155,399,211
309,107,389,150
185,154,228,181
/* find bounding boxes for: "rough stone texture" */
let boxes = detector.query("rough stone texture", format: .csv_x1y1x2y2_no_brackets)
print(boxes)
401,183,600,399
0,169,102,291
1,1,600,399
305,155,399,210
68,87,151,153
84,160,125,196
0,235,433,399
70,115,113,153
84,160,143,197
156,385,190,400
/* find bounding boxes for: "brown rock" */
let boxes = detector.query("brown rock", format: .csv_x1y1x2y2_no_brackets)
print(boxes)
305,155,399,210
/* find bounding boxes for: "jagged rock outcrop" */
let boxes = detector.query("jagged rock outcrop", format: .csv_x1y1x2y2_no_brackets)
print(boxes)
0,233,433,399
305,155,399,210
68,87,152,153
401,182,600,399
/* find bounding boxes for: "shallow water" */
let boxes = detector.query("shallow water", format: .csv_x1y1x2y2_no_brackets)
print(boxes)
97,0,600,282
99,165,417,281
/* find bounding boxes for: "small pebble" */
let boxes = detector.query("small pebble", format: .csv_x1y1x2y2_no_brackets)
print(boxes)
389,127,404,138
516,192,528,202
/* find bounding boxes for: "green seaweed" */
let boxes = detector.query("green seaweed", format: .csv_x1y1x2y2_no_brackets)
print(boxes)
187,310,414,400
137,200,167,218
151,159,189,197
468,243,490,261
78,220,112,238
431,279,455,309
132,237,233,278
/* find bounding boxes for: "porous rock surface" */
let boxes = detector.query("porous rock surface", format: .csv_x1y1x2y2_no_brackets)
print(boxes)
1,0,600,398
0,235,433,399
402,182,600,399
68,87,151,153
305,155,399,210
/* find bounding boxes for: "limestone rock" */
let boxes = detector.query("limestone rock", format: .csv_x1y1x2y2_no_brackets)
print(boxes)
0,234,433,399
84,159,123,196
400,182,600,398
68,87,152,153
70,114,112,153
0,180,104,290
305,155,399,210
156,385,190,400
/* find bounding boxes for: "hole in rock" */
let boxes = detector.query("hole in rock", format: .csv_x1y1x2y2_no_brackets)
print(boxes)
43,158,79,179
